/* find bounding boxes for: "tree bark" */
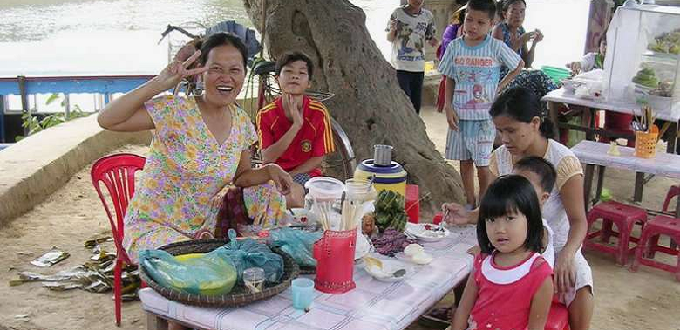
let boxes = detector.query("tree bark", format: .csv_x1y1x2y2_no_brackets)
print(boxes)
242,0,465,214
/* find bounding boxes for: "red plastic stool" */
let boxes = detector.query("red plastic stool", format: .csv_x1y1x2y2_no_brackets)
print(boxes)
630,215,680,282
405,184,419,223
585,201,648,265
662,185,680,213
546,301,570,330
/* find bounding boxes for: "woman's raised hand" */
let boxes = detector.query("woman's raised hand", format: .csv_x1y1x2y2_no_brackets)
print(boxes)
153,48,208,92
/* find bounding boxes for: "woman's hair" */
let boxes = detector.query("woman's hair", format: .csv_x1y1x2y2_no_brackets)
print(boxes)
502,0,527,13
515,157,557,193
489,86,555,139
195,32,249,70
275,51,314,79
477,175,544,254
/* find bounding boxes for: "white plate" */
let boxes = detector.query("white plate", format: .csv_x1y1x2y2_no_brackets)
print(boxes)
405,223,450,242
363,257,413,282
394,252,433,265
355,233,372,260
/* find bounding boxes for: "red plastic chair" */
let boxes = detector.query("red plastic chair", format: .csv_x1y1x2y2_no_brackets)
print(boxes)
630,215,680,282
584,201,648,265
662,185,679,213
546,300,570,330
91,153,146,326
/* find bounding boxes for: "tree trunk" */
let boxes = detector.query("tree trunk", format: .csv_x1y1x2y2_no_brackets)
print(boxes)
242,0,465,215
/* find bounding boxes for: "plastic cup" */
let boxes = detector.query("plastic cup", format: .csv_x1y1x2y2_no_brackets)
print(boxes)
243,267,265,293
291,278,315,310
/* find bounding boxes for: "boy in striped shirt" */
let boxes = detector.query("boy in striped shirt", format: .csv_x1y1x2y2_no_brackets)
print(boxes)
438,0,523,209
256,51,335,207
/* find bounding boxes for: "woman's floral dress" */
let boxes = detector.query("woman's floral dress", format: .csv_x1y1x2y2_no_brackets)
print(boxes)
122,95,286,262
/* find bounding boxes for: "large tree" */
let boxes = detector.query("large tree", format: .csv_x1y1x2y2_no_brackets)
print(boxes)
242,0,465,215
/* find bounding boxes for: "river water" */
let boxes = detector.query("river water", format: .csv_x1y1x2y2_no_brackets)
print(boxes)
0,0,590,109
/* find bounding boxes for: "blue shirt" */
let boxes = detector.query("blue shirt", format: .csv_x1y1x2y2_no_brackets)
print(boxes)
438,35,521,120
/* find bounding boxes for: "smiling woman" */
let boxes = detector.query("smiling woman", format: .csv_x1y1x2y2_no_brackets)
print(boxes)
97,34,294,280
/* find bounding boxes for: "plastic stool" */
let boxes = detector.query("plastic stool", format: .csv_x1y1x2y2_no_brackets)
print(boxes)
546,301,570,330
585,201,648,265
662,185,680,213
405,184,419,223
630,215,680,282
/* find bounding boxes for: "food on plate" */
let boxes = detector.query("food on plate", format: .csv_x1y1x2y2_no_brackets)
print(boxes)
403,243,432,265
648,30,680,54
362,213,378,236
371,228,416,256
374,190,408,233
404,244,424,257
633,67,659,89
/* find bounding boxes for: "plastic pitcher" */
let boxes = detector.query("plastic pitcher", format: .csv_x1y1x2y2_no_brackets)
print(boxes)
313,228,357,294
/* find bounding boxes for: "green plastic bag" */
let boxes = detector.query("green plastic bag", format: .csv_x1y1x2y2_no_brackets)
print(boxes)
139,248,237,296
221,230,283,284
269,227,322,267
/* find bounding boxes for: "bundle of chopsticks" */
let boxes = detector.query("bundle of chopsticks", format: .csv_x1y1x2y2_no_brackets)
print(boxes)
315,193,366,232
632,105,656,132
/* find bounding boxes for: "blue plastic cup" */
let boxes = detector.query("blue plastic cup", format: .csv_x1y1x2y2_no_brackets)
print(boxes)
291,278,315,310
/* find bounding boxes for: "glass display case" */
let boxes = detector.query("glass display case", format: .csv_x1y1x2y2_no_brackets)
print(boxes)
603,4,680,118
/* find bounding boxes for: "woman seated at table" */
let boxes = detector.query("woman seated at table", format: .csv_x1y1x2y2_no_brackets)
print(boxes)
97,33,294,266
444,87,593,330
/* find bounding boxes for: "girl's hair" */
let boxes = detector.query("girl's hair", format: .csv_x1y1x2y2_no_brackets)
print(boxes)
502,0,527,13
489,86,555,139
477,175,544,254
195,32,249,70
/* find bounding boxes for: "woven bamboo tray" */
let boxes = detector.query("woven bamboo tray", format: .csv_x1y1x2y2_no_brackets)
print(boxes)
299,265,316,274
139,239,300,308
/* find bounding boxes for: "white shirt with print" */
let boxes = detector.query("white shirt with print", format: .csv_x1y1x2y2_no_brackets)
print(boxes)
386,6,436,72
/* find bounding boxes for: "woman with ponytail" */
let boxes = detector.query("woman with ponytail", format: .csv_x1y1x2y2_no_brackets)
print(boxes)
443,87,594,330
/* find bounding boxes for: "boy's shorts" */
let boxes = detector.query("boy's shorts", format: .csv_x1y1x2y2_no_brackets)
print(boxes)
445,119,495,166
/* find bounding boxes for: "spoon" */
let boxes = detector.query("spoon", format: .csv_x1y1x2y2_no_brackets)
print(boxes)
392,269,406,278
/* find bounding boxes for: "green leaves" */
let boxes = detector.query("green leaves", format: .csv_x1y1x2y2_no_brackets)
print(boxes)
375,190,408,233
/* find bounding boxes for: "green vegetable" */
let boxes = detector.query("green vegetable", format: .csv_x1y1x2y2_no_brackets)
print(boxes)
374,190,408,233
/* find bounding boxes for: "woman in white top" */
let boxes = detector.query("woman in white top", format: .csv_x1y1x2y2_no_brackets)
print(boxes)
444,87,593,330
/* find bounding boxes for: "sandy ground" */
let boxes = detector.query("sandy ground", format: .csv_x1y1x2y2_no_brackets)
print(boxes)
1,106,679,330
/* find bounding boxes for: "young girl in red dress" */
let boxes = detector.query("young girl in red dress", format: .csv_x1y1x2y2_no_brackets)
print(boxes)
451,175,553,330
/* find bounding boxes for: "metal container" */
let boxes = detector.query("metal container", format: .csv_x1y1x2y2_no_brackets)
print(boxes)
373,144,393,166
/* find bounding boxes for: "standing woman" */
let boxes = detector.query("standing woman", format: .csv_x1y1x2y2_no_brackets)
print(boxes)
98,33,293,265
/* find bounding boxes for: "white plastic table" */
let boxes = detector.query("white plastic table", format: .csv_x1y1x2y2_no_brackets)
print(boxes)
542,88,679,154
571,140,680,217
140,226,477,330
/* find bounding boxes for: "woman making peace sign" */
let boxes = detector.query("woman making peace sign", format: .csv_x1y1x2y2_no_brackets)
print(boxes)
98,33,293,263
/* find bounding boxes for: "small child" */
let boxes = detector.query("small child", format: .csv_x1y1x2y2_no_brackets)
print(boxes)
256,51,335,207
466,156,556,267
451,175,553,330
386,0,438,114
567,33,606,74
513,156,557,268
438,0,524,209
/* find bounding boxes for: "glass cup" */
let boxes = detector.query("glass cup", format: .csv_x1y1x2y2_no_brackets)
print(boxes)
291,278,315,310
243,267,265,293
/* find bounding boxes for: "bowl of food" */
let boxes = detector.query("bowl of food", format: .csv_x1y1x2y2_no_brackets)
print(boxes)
405,223,450,242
